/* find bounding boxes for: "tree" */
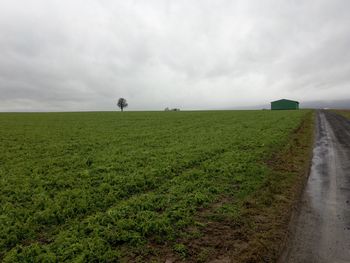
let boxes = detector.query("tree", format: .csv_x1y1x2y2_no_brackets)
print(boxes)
117,98,128,112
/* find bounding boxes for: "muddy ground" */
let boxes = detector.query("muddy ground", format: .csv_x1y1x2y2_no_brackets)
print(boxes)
279,110,350,263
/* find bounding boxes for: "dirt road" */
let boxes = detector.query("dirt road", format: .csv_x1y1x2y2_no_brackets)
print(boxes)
279,110,350,263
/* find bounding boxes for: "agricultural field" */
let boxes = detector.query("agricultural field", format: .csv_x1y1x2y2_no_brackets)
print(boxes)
0,110,313,262
332,109,350,119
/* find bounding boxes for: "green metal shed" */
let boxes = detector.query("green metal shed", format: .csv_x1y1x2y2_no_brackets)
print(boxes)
271,99,299,110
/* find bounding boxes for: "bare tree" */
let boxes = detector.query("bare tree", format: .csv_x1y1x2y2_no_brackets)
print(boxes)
117,98,128,112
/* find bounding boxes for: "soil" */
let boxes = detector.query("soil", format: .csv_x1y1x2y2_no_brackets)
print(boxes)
279,110,350,263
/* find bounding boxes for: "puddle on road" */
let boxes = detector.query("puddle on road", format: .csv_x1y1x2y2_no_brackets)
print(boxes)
279,111,350,263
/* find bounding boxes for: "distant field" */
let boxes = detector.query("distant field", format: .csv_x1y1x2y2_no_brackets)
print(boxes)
0,110,313,262
332,109,350,119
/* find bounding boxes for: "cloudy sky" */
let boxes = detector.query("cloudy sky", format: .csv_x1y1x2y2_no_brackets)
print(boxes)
1,0,350,111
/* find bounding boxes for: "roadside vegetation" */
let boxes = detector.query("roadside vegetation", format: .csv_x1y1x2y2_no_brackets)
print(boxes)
332,109,350,119
0,110,313,262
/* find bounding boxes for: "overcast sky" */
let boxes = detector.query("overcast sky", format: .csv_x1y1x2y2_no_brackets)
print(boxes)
1,0,350,111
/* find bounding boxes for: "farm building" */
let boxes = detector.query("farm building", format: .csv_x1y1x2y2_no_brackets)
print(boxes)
271,99,299,110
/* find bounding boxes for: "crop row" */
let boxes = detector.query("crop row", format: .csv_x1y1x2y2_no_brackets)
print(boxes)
0,110,308,261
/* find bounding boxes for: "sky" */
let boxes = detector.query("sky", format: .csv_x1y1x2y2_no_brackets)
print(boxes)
1,0,350,111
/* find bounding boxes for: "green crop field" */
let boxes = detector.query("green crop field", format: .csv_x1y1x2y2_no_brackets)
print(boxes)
332,109,350,119
0,110,312,262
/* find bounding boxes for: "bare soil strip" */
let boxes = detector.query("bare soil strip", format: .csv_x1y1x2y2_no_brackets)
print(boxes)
279,110,350,263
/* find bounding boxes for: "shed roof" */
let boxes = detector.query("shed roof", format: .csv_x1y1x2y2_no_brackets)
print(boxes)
271,99,299,104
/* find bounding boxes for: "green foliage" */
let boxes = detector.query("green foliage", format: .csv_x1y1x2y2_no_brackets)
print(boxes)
0,110,310,261
173,243,187,257
332,110,350,120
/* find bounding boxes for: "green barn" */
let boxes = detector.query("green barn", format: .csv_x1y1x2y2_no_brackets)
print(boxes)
271,99,299,110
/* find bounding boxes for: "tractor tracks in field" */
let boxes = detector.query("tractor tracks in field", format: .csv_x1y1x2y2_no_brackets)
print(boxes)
279,110,350,263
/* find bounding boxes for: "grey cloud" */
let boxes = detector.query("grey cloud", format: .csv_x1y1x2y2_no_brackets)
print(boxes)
0,0,350,111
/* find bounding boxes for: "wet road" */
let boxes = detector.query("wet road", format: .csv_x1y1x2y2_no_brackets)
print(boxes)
279,110,350,263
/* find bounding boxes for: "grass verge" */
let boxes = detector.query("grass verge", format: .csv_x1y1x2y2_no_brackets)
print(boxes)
331,109,350,119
